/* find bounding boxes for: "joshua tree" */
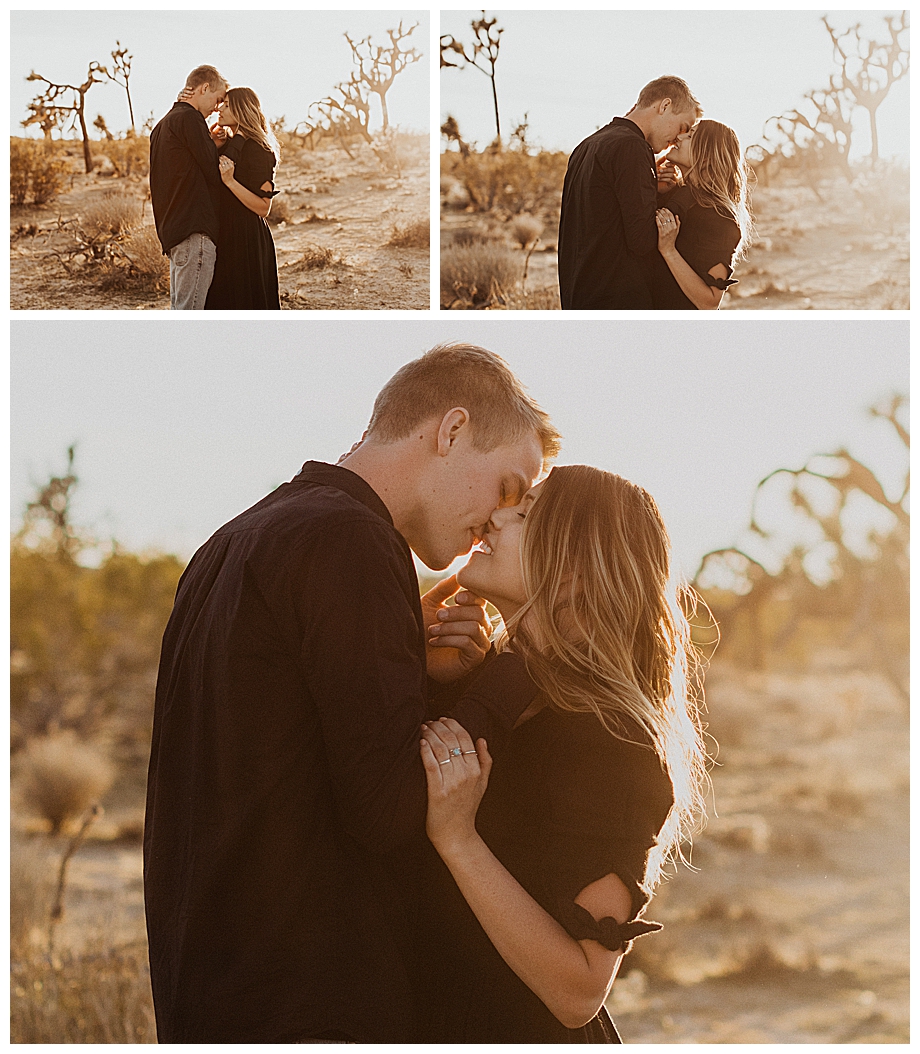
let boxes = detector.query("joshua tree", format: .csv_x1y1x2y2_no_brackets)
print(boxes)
441,12,504,143
26,63,106,173
102,41,135,133
823,12,909,166
344,21,421,132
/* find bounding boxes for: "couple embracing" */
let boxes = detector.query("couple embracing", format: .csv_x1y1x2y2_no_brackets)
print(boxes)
149,65,280,310
144,344,709,1043
559,76,753,310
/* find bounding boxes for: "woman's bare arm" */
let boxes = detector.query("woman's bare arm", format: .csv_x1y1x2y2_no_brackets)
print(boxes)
421,718,631,1029
656,209,726,310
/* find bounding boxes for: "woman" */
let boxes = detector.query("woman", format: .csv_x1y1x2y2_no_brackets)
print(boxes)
205,87,281,310
653,119,753,310
418,465,709,1043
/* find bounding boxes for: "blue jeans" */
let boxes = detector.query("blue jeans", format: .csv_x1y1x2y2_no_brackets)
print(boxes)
169,233,217,310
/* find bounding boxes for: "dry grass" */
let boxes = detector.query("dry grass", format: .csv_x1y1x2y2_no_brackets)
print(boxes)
292,244,339,270
440,240,519,308
16,732,115,835
10,138,69,206
80,190,142,242
100,135,150,178
114,226,169,291
387,216,429,248
11,944,156,1043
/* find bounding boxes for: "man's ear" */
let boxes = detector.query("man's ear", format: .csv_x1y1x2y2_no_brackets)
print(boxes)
436,407,470,456
658,97,672,115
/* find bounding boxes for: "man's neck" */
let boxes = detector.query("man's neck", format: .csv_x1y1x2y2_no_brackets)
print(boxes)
622,107,653,143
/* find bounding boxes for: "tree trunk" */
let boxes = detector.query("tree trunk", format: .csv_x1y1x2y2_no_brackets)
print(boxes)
379,92,389,132
867,103,880,167
77,104,94,173
490,75,501,143
126,88,135,134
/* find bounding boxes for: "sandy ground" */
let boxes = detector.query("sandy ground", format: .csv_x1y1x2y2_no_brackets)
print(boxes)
10,137,429,311
440,172,909,311
32,653,908,1043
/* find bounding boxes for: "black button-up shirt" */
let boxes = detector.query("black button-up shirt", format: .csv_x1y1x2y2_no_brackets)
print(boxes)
149,101,222,254
144,461,539,1043
557,117,658,309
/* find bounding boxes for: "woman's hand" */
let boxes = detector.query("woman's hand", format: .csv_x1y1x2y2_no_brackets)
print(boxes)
210,123,228,146
420,718,491,855
176,86,194,104
218,156,236,185
656,208,680,253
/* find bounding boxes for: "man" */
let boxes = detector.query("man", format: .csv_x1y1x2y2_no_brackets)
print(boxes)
144,343,561,1042
149,65,227,310
557,75,702,310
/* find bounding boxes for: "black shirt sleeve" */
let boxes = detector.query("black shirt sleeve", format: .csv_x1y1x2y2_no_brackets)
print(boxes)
665,187,740,287
237,139,278,198
175,108,221,191
609,137,658,257
297,519,538,852
538,715,673,927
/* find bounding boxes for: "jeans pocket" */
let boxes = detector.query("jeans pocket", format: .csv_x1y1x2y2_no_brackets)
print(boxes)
170,239,190,267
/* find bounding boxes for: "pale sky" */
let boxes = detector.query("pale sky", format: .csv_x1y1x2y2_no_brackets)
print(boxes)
11,10,430,137
10,320,908,583
439,10,910,160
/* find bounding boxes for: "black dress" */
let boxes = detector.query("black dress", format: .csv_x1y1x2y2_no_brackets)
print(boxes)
652,185,740,310
420,703,674,1043
205,135,280,310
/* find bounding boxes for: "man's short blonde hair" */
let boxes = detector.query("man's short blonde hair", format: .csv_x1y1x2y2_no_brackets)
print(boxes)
636,76,702,119
185,65,227,92
367,343,561,462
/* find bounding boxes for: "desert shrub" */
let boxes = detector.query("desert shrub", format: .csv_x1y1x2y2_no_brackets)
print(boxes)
442,149,569,216
387,217,429,248
11,944,156,1043
294,245,337,270
443,180,471,209
10,138,68,206
16,732,115,834
441,240,518,308
504,284,561,310
103,134,150,178
114,225,169,291
81,190,142,242
509,212,543,248
451,227,499,247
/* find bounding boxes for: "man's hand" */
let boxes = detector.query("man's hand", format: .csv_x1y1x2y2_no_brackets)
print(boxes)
210,123,228,145
422,574,493,683
656,158,679,193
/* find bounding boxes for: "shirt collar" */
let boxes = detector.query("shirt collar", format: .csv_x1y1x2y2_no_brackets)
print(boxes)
291,461,393,526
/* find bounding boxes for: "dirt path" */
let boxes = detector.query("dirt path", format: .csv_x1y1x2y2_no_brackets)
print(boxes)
11,137,429,311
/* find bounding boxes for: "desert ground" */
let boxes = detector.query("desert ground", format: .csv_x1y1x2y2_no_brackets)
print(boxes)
440,167,909,311
12,653,908,1043
11,135,429,311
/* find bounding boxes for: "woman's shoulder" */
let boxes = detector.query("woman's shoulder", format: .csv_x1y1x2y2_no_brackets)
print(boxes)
241,136,276,161
544,709,673,822
664,184,697,210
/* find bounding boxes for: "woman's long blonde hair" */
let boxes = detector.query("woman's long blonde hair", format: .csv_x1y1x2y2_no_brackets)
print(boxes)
224,86,280,164
684,119,753,255
505,465,709,892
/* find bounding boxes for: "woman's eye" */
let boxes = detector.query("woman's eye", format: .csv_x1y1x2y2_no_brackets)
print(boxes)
517,512,526,520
